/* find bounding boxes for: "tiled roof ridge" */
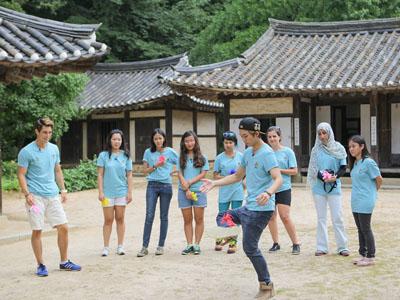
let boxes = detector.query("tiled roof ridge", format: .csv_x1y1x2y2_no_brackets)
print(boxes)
0,6,100,39
269,17,400,35
93,53,188,72
174,57,241,75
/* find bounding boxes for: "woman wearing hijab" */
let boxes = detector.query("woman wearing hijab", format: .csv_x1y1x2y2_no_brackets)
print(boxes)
307,122,349,257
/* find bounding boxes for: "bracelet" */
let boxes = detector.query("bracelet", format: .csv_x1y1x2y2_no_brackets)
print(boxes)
265,190,273,197
24,192,31,197
60,189,67,193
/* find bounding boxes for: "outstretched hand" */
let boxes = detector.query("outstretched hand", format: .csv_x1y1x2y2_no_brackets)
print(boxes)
200,179,214,193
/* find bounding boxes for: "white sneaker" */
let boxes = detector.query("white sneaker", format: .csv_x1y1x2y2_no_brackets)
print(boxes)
155,246,164,255
101,247,110,257
116,245,125,255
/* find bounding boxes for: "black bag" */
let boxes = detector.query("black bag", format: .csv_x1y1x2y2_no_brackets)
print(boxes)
318,169,337,193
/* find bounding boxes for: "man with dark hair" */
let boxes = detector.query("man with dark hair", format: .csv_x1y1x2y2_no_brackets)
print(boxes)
201,117,282,299
17,117,81,277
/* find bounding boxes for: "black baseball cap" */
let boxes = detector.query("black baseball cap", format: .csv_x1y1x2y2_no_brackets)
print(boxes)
238,117,263,133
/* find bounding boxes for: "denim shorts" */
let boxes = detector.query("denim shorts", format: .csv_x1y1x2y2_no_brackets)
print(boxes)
178,189,207,209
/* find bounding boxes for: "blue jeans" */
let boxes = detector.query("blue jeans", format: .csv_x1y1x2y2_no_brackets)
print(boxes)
142,181,173,248
217,206,273,283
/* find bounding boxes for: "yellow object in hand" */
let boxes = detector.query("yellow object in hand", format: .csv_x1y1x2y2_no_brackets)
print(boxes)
102,198,110,207
191,192,198,201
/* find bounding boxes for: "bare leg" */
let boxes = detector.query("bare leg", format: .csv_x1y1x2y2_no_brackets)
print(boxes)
277,204,299,245
193,207,205,244
114,206,126,245
181,208,193,244
56,224,68,261
268,211,279,243
31,230,43,264
103,207,114,247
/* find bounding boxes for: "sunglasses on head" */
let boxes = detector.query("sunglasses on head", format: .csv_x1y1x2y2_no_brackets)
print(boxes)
223,132,236,139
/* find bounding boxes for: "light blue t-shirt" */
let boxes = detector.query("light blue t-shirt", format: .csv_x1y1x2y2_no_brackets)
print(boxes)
214,151,244,203
350,158,381,213
143,147,178,184
177,154,209,192
274,147,297,192
97,151,133,198
312,149,347,196
240,143,278,211
17,141,60,197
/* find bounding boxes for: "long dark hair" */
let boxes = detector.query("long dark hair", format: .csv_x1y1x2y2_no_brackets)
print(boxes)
179,130,205,173
348,135,369,171
106,129,130,158
150,128,167,152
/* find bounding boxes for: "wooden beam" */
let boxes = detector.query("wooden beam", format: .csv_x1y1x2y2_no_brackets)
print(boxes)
165,101,173,147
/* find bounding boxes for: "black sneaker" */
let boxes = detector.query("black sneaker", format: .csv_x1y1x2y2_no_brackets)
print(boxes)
268,243,280,253
292,244,301,255
181,245,194,255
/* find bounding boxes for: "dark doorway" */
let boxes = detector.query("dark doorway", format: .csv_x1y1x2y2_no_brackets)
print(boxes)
258,117,275,143
332,105,360,147
61,121,82,164
135,118,160,162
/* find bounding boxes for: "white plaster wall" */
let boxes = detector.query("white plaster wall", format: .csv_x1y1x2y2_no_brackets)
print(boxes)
130,110,165,118
230,97,293,115
360,104,371,150
197,112,216,135
391,103,400,154
198,137,217,160
276,117,292,148
172,137,181,156
316,106,331,125
159,119,166,132
230,118,245,152
173,110,193,135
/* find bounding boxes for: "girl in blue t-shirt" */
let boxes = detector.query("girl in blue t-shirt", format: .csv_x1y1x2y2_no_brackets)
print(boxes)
213,131,244,254
178,130,209,255
266,126,300,254
348,135,382,266
307,122,349,256
97,129,133,257
137,128,178,257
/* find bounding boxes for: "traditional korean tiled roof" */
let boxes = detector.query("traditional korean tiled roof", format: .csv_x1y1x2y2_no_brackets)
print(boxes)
167,17,400,96
80,53,223,111
0,6,108,83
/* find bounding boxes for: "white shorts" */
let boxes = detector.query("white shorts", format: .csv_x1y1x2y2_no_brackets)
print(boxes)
26,195,68,230
101,196,127,208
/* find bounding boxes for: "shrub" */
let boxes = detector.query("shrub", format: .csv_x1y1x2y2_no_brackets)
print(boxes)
63,159,98,192
2,160,18,178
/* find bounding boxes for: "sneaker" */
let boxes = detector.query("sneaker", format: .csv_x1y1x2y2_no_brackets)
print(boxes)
292,244,301,255
36,263,48,277
181,245,193,255
155,246,164,256
116,245,125,255
256,281,275,299
315,250,328,256
268,243,280,253
227,239,237,254
101,247,110,257
193,244,201,255
59,260,81,271
339,250,350,257
137,247,149,257
356,257,374,266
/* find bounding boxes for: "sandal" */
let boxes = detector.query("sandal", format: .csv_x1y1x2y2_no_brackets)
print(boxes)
315,250,327,256
339,250,350,257
215,237,228,251
227,238,237,254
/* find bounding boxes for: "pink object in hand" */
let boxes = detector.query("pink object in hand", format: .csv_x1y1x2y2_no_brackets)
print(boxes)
322,170,333,180
30,204,40,214
221,213,235,227
157,155,166,164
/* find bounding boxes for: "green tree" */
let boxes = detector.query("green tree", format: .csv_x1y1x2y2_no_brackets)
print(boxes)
190,0,400,65
0,73,89,160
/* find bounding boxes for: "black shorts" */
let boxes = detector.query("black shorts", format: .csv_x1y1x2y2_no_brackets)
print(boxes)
275,189,291,206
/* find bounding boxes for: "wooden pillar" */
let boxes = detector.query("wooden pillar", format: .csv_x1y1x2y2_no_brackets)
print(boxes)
222,95,230,131
378,93,390,167
124,110,130,147
310,97,317,147
369,92,379,163
193,109,197,134
165,103,173,147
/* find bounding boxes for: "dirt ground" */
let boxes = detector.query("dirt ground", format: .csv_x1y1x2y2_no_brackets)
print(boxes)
0,177,399,300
